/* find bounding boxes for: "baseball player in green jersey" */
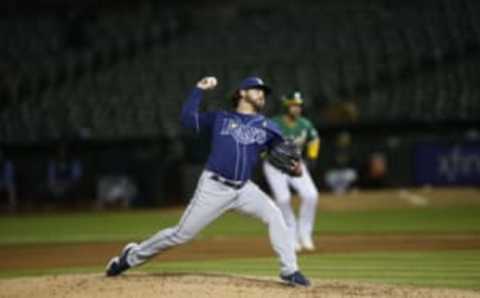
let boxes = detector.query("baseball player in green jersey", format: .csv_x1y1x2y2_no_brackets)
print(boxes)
263,91,320,252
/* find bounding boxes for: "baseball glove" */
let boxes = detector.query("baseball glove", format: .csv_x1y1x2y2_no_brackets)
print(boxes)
267,139,302,176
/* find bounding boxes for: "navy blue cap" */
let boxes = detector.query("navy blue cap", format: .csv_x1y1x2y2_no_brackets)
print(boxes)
238,76,271,95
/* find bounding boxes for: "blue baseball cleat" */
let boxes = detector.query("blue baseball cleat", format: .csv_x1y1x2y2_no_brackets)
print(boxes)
105,242,136,277
280,271,311,287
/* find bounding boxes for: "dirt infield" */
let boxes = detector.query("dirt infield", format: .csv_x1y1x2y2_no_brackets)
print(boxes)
1,273,479,298
1,233,479,271
2,188,480,297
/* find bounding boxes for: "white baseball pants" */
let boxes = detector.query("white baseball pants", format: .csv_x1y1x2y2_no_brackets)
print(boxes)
126,170,299,275
263,161,318,247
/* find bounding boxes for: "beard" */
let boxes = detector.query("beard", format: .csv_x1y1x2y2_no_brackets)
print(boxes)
288,111,300,119
287,106,302,119
245,95,265,112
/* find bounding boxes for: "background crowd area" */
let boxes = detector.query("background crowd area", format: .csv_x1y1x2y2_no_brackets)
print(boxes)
1,0,479,213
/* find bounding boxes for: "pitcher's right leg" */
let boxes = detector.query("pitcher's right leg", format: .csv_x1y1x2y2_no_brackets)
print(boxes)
234,181,299,276
234,181,310,287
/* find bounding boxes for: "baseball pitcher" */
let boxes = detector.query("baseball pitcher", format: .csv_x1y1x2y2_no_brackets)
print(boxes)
263,91,320,252
105,76,311,287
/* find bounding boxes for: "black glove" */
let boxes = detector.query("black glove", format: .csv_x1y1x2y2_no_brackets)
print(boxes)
267,139,302,176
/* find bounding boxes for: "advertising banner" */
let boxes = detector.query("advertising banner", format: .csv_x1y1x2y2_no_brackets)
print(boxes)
414,142,480,186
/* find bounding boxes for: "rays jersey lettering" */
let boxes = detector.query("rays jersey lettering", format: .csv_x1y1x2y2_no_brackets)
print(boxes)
220,118,267,145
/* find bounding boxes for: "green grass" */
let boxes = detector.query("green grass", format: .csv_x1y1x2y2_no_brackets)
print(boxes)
1,206,480,245
2,250,479,290
2,202,480,290
143,250,480,289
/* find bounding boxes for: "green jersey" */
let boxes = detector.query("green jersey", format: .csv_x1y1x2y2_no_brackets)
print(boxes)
272,116,319,150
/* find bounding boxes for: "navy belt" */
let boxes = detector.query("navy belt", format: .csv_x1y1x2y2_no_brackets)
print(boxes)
210,174,246,190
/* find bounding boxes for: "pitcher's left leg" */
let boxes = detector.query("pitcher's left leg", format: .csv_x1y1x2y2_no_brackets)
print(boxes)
233,182,298,276
290,163,319,251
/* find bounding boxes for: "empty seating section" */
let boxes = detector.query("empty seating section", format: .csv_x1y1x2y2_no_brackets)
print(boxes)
1,0,479,142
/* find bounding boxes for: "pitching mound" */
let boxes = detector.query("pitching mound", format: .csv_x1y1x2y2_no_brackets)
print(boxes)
1,273,479,298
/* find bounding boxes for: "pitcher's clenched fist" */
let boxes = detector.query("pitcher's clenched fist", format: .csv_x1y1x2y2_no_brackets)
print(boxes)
196,76,218,90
